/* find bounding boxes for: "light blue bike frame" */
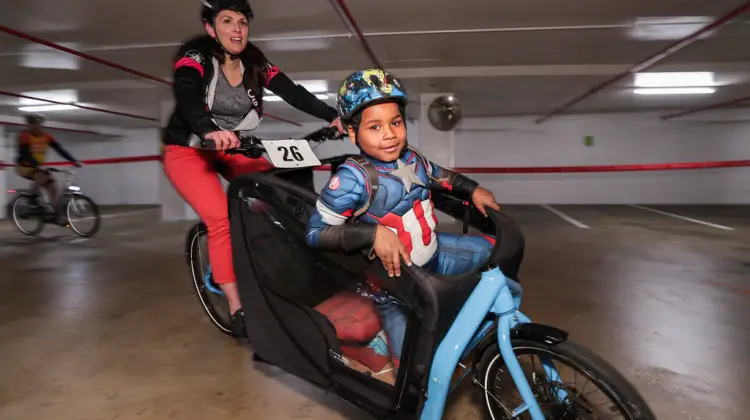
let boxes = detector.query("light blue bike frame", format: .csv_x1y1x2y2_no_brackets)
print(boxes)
420,266,566,420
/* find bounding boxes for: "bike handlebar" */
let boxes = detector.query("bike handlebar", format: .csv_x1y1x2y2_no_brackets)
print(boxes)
198,126,345,158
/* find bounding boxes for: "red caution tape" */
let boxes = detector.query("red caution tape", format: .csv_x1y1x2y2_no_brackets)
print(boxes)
317,160,750,173
450,159,750,173
2,156,749,173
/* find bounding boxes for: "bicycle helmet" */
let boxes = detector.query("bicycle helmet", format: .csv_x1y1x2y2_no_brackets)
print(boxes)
200,0,254,60
25,113,45,125
201,0,254,23
336,69,408,124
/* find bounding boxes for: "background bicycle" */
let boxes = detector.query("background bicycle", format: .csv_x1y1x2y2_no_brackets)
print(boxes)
8,166,101,237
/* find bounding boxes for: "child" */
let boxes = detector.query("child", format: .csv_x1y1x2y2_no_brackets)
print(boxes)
305,69,500,367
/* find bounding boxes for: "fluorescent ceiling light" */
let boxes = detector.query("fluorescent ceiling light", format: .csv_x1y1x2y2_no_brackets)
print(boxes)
634,72,714,88
264,38,332,52
298,80,328,93
19,88,78,106
264,80,328,95
19,104,79,112
633,87,715,95
20,44,81,70
265,93,330,102
628,17,715,41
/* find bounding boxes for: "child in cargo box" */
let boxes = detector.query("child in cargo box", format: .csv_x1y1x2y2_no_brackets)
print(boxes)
305,69,500,368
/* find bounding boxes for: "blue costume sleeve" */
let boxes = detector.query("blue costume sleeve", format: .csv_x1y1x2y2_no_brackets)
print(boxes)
305,164,377,252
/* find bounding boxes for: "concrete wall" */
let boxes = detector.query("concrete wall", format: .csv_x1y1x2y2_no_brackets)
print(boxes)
2,110,748,208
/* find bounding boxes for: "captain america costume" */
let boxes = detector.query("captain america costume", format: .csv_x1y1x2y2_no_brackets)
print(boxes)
306,146,495,363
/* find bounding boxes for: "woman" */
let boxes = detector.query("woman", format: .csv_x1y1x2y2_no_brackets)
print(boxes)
162,0,343,338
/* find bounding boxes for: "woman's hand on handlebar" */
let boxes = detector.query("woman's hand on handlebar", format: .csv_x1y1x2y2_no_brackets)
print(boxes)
205,130,240,150
329,117,345,135
373,225,412,277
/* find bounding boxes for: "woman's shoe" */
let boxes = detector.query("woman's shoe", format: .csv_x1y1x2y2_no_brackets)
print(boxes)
230,308,248,339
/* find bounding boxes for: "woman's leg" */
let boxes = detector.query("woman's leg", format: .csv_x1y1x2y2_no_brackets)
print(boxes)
215,152,274,178
162,146,243,315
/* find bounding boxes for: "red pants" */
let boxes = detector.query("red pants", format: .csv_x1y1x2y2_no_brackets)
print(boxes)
163,145,274,284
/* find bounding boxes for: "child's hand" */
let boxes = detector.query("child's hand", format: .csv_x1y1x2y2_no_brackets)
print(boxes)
471,187,501,217
373,225,412,277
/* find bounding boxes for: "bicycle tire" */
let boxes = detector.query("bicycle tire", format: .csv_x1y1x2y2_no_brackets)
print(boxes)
10,193,45,236
66,195,101,237
477,339,656,420
186,223,235,336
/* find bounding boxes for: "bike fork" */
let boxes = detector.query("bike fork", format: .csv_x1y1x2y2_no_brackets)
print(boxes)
497,314,546,419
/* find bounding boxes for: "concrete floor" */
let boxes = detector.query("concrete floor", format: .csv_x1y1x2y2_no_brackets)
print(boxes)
1,204,748,419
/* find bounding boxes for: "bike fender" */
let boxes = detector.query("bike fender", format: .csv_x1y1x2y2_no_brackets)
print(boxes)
185,222,207,264
511,322,568,346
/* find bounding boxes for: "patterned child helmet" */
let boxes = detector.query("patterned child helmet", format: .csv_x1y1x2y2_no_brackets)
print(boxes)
336,69,408,121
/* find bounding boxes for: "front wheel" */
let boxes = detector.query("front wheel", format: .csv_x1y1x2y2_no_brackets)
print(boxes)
10,193,45,236
477,339,656,420
186,223,235,336
66,194,101,237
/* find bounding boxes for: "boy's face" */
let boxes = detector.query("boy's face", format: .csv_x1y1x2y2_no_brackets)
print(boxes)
347,102,406,162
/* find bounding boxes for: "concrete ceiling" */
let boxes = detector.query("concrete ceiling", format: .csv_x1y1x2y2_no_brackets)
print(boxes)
0,0,749,129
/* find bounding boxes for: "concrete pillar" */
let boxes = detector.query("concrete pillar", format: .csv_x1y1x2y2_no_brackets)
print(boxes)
158,100,198,221
0,125,6,219
418,93,455,168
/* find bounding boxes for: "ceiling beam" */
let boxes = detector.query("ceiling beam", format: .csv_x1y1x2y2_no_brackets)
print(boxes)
0,24,301,126
329,0,384,70
660,93,750,120
533,1,750,124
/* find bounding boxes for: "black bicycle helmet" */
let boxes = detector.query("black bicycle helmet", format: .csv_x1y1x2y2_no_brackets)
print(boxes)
201,0,254,23
25,113,45,125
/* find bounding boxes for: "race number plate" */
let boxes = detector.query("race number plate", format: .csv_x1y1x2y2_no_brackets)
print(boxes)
260,139,322,168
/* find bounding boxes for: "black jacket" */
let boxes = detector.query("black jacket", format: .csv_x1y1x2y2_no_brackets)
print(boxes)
163,35,339,147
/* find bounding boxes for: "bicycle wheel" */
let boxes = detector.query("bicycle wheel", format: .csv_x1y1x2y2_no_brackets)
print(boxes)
66,195,101,237
10,193,45,235
186,222,235,336
477,338,656,420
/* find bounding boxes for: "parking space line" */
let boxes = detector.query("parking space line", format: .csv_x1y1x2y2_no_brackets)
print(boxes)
99,209,156,219
540,205,590,229
0,209,155,232
628,205,734,231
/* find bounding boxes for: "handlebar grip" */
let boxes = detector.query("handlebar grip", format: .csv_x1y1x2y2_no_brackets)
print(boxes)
200,139,217,149
305,126,344,141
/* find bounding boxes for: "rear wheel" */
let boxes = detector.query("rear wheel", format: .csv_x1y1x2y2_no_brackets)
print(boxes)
66,195,101,237
186,223,235,336
477,339,656,420
10,193,45,235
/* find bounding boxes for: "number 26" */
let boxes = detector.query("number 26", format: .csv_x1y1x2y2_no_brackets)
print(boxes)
278,145,303,161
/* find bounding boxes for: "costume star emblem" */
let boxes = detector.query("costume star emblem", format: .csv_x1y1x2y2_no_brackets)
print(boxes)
390,159,425,193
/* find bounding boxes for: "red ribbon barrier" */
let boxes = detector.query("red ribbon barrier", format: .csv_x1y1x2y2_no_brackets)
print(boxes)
2,156,749,173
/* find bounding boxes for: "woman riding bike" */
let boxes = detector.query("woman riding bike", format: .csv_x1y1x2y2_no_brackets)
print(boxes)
162,0,343,338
